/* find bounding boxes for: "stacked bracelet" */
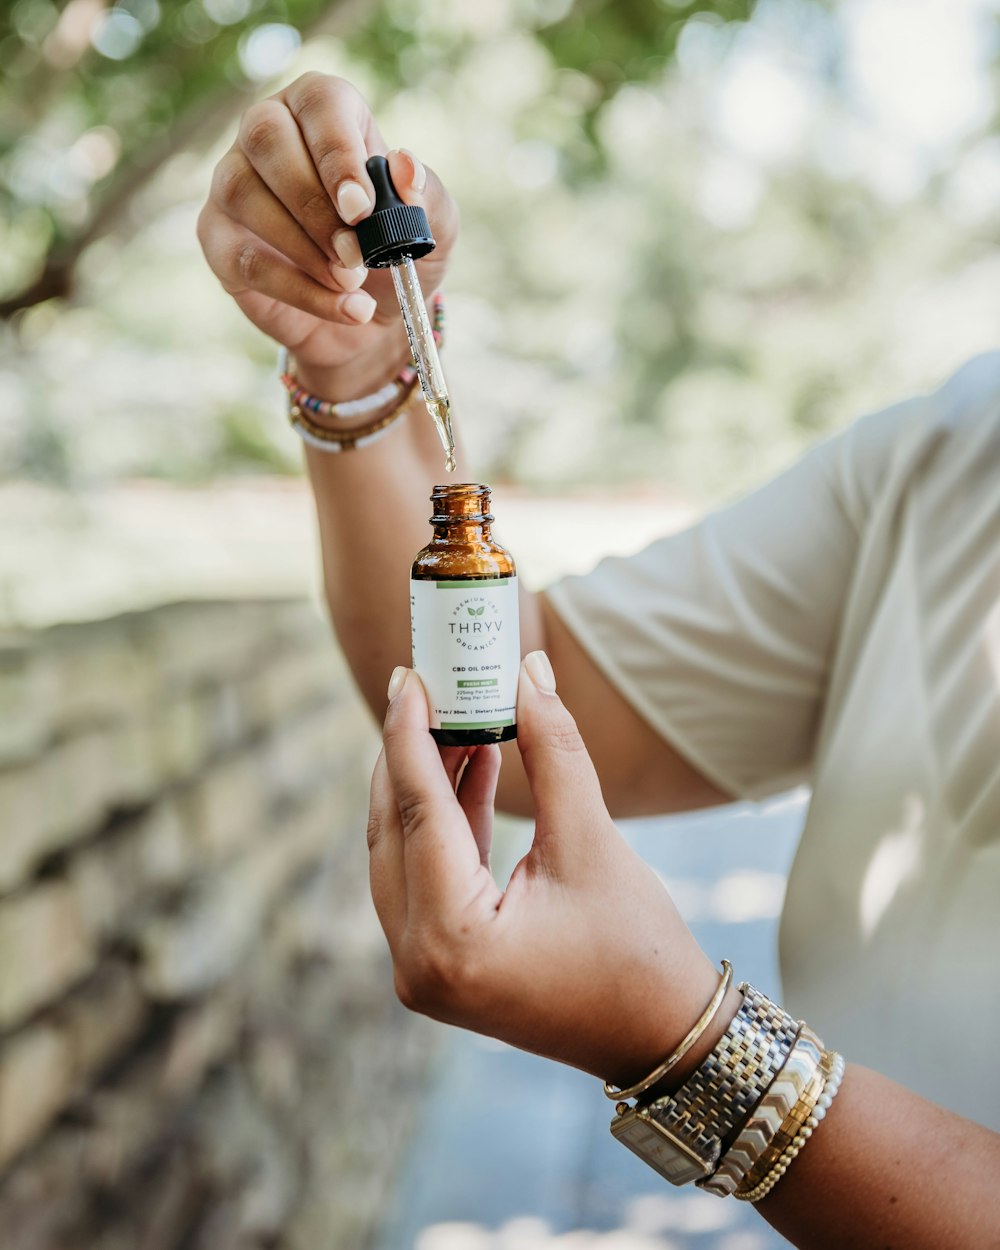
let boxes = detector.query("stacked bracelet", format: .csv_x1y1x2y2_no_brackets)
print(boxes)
279,291,444,422
289,374,419,453
607,971,845,1204
610,980,800,1187
735,1050,845,1202
699,1024,823,1196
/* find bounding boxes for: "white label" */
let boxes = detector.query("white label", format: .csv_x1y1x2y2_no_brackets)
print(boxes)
410,576,520,731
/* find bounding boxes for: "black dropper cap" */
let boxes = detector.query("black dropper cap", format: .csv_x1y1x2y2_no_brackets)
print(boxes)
354,154,436,269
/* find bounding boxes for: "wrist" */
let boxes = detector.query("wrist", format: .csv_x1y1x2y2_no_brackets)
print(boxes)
294,322,412,404
649,984,743,1097
603,960,742,1100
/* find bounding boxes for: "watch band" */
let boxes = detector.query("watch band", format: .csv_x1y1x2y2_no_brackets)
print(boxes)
610,983,799,1187
736,1049,845,1202
699,1026,824,1196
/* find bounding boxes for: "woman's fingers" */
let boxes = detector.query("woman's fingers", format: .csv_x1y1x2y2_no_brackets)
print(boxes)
440,745,474,792
210,149,365,295
200,71,459,354
387,148,426,200
238,97,346,258
281,73,385,226
515,652,612,875
201,211,376,325
225,286,319,354
457,745,501,869
367,749,407,950
381,670,489,916
386,146,460,257
276,76,457,258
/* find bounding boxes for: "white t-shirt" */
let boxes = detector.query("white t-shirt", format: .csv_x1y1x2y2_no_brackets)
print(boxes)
546,353,1000,1130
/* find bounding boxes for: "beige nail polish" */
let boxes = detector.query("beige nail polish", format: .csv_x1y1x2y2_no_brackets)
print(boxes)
343,291,376,323
398,148,426,193
332,228,364,269
524,650,557,694
387,666,407,701
330,262,368,291
336,179,372,225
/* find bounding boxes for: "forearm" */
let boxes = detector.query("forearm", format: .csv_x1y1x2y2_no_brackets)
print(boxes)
305,357,725,818
615,977,1000,1247
618,989,1000,1246
300,338,545,722
759,1063,1000,1249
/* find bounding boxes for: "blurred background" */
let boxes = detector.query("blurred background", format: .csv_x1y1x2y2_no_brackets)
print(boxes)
5,0,1000,496
0,1,998,1248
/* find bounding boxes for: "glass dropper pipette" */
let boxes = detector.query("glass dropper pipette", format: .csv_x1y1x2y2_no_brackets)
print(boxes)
355,156,456,472
391,257,455,472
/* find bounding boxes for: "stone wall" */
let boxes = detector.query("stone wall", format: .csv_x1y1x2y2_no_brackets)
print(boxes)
0,597,436,1250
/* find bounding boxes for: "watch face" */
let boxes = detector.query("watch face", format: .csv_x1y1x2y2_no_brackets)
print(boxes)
610,1106,715,1187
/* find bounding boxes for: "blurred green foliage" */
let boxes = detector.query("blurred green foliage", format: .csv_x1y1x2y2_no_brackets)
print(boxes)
0,0,759,315
1,0,333,313
0,0,997,499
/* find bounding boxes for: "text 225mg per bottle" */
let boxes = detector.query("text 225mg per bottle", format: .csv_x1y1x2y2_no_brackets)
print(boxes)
410,483,520,745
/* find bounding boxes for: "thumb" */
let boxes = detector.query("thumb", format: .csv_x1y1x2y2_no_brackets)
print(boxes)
387,147,459,252
516,651,610,852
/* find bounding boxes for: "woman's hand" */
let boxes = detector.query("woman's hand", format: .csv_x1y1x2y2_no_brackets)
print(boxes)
368,652,729,1088
197,73,457,388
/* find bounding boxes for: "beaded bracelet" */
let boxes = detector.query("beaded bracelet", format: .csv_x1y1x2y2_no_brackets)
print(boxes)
289,374,419,454
728,1037,829,1195
735,1050,846,1203
279,291,444,422
699,1025,824,1197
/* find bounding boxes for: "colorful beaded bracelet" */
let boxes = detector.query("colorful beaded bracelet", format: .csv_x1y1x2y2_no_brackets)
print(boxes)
279,291,445,422
289,375,420,454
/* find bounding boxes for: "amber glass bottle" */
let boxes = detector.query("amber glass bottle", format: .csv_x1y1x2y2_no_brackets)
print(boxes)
411,484,520,745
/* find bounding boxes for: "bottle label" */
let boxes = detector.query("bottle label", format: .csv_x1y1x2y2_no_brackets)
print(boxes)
410,577,520,731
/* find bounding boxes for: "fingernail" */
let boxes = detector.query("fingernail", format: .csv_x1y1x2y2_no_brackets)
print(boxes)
343,291,376,323
387,666,408,701
336,179,372,225
523,650,556,694
332,228,364,269
398,147,426,192
330,261,368,290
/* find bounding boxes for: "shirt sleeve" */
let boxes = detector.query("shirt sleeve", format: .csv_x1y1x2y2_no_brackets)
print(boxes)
545,429,870,801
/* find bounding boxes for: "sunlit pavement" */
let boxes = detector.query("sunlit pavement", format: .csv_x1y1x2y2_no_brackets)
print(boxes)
375,793,807,1250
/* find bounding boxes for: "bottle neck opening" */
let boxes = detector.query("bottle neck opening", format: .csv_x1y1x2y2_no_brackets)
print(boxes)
429,483,493,529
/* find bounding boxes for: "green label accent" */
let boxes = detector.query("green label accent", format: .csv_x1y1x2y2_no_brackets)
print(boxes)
435,579,510,589
458,679,498,688
440,718,515,729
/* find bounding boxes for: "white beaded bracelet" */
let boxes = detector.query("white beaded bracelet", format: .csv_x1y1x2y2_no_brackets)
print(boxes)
292,409,411,453
278,347,411,419
736,1051,846,1203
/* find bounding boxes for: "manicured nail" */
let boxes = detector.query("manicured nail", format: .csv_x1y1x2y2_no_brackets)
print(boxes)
343,291,376,323
330,261,367,291
336,179,371,225
387,666,407,701
332,228,364,269
397,147,426,193
523,650,556,694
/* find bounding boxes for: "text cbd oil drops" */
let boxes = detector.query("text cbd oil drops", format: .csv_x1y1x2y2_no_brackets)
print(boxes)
410,484,520,745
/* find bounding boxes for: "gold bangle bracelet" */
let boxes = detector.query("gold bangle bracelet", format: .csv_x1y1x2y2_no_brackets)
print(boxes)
604,960,734,1103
